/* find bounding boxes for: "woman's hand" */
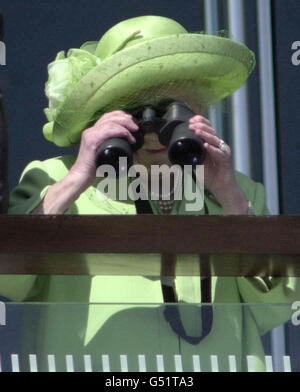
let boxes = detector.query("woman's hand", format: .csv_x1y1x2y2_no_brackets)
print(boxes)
189,115,249,214
69,110,139,188
31,110,139,214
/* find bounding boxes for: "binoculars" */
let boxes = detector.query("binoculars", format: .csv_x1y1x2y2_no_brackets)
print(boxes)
95,101,206,175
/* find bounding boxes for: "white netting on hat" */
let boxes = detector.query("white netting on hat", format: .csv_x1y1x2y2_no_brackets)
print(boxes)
89,79,209,124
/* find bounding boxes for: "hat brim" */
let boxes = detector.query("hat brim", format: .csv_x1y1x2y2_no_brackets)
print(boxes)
49,34,255,146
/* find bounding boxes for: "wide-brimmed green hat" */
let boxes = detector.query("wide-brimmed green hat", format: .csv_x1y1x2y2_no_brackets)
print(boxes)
43,15,255,147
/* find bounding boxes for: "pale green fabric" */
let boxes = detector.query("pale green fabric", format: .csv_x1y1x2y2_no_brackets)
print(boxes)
44,49,101,124
3,155,298,371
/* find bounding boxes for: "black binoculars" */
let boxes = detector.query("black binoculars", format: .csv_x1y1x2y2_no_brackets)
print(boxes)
95,101,206,175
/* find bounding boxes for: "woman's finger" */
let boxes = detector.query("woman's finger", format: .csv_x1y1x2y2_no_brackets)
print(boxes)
103,123,137,144
95,110,134,127
190,125,222,147
189,122,218,138
203,142,231,163
97,115,139,132
189,115,212,128
98,110,131,120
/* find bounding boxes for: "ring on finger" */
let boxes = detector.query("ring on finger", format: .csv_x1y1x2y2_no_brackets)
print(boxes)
218,139,230,153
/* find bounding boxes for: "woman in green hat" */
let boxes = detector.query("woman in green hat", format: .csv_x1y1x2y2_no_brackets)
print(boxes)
4,15,299,372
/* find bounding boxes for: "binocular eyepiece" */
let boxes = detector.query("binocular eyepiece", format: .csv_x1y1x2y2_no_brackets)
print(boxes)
95,101,206,175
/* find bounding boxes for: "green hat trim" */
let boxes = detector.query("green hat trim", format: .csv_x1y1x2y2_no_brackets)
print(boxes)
43,15,255,146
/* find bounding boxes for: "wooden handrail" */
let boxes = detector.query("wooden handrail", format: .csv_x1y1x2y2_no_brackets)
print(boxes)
0,215,299,276
1,215,300,253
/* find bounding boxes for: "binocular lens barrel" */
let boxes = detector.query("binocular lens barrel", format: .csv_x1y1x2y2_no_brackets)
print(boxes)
95,138,133,173
168,123,206,166
95,102,206,176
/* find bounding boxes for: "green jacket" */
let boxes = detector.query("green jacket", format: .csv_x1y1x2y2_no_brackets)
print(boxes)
2,156,298,372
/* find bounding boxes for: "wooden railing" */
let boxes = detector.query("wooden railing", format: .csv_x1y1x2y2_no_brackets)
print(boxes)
0,215,299,276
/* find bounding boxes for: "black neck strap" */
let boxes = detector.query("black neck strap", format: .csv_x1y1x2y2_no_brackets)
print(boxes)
162,197,213,345
134,176,213,345
163,285,213,345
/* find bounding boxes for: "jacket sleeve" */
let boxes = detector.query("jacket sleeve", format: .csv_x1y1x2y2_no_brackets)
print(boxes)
236,179,299,335
8,159,54,214
0,160,53,301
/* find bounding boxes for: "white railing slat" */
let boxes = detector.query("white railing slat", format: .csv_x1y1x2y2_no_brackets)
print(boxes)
156,355,165,372
29,354,38,372
283,356,291,372
102,354,110,372
11,354,20,372
83,355,92,372
66,354,74,372
228,355,237,372
47,355,56,372
174,355,183,372
120,355,128,372
210,355,219,372
192,355,201,372
138,355,147,372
